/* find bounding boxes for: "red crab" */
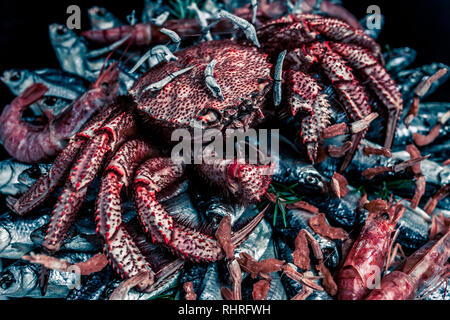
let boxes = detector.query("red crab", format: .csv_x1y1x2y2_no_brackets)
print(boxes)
6,14,402,290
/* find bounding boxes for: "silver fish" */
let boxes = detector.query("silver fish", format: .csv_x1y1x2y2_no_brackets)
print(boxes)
160,28,181,52
204,59,224,100
0,252,92,298
235,217,272,261
103,270,180,300
48,24,95,81
0,159,50,196
67,268,113,300
49,23,135,93
30,225,102,253
1,68,87,101
152,12,170,27
397,62,450,103
0,211,50,259
384,47,417,74
141,66,194,93
88,6,123,30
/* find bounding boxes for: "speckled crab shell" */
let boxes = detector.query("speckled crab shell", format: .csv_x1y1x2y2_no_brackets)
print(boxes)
130,39,274,132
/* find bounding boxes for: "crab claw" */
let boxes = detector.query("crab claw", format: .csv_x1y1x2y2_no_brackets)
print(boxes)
226,161,274,203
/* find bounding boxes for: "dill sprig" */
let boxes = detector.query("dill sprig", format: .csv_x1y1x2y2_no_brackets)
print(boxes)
267,182,304,228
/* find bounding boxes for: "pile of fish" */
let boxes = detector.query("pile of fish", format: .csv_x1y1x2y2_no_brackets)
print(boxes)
0,0,448,300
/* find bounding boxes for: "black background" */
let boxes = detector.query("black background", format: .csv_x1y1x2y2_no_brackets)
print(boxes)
0,0,448,100
0,0,448,160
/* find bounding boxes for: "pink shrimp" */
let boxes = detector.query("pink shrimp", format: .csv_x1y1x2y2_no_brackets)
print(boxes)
336,199,405,300
0,64,120,163
366,231,450,300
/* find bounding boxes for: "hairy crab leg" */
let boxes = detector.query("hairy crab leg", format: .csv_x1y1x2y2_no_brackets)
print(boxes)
7,105,119,215
303,15,381,59
134,158,223,262
286,69,331,162
43,111,136,253
299,41,372,171
328,42,403,149
134,156,271,262
96,140,159,289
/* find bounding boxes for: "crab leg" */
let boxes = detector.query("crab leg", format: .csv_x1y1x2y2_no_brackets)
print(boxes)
134,156,271,262
43,111,136,253
303,15,381,58
95,140,159,288
7,106,119,215
300,42,372,170
134,158,224,262
286,69,331,162
329,42,403,149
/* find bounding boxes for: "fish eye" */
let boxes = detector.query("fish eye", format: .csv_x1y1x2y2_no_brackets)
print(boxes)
56,27,67,36
97,9,106,17
27,165,43,180
10,71,21,82
0,271,15,290
44,97,57,106
381,212,390,220
306,175,318,185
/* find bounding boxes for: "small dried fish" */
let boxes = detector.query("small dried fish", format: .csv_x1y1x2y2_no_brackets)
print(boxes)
188,2,213,41
384,47,417,74
141,66,194,93
274,50,287,107
205,60,224,100
218,10,260,48
130,45,178,74
160,28,181,52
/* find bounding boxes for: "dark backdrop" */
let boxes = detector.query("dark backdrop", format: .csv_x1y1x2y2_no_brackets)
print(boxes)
0,0,448,158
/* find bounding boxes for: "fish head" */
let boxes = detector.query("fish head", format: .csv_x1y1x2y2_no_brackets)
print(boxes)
295,165,329,194
0,263,37,297
48,24,79,50
1,69,33,96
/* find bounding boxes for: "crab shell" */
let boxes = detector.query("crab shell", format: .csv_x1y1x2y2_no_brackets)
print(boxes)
130,40,274,134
